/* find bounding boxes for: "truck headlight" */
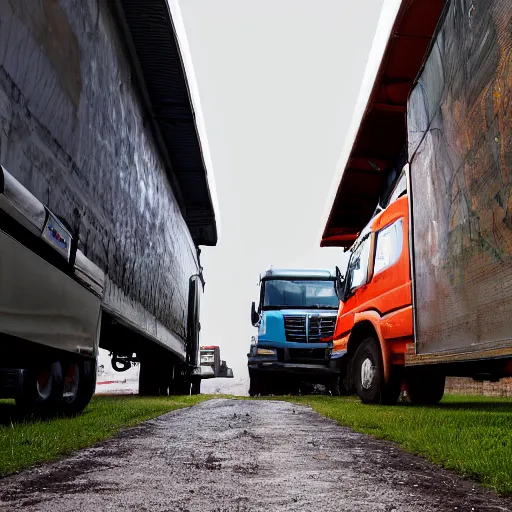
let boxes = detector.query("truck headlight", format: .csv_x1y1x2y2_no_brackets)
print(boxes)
256,348,276,356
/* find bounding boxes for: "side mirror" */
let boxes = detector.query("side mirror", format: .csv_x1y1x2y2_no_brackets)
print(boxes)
251,301,260,326
335,266,345,302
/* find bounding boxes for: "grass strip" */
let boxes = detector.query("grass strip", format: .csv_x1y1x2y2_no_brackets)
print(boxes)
278,394,512,494
0,395,210,476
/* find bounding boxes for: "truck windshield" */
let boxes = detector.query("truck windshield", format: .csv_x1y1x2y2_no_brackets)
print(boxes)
262,279,338,309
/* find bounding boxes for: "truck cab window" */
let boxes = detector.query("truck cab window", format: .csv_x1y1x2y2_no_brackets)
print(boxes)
373,219,403,275
387,171,407,206
346,236,371,294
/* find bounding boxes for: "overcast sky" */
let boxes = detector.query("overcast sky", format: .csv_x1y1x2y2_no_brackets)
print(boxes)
175,0,385,394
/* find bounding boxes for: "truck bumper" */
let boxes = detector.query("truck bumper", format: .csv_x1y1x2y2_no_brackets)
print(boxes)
248,341,338,377
248,361,338,376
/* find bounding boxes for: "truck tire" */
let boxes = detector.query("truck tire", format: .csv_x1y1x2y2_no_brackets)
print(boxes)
191,377,201,395
139,359,167,396
339,357,354,395
327,374,342,396
249,369,265,396
273,379,292,396
59,359,97,416
406,368,445,405
168,364,192,395
353,337,400,405
16,361,64,416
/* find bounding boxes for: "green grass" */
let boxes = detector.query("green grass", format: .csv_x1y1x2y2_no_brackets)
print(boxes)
0,395,211,476
279,394,512,494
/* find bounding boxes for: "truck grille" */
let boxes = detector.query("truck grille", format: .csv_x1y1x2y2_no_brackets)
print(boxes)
283,315,336,342
308,315,336,342
283,315,307,342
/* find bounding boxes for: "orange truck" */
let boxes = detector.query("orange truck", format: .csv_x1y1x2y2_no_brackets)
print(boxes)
322,0,512,404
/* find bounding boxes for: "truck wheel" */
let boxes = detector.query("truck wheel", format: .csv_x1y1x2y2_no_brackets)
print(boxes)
342,356,356,395
16,361,64,416
191,378,201,395
268,376,285,396
341,371,353,395
178,381,192,395
327,374,342,396
139,359,164,396
249,370,263,396
406,368,445,405
169,365,192,396
353,337,400,405
60,359,97,416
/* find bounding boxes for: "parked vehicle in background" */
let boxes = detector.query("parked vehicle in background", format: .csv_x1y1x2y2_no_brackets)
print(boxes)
0,0,219,414
200,346,234,380
248,269,340,396
321,0,512,405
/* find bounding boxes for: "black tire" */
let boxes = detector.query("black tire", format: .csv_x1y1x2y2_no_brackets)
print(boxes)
406,368,445,405
167,364,179,396
139,359,167,396
177,381,192,395
385,366,403,405
59,359,97,416
268,374,285,396
341,358,354,395
249,369,265,396
191,377,201,395
171,365,192,396
353,337,400,405
327,374,342,396
16,361,64,416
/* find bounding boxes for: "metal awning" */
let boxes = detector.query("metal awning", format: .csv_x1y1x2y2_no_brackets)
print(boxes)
115,0,219,246
321,0,445,248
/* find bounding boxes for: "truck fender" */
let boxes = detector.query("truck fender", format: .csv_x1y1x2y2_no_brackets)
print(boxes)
352,311,391,385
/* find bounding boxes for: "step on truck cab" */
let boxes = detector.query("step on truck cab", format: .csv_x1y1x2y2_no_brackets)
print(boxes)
322,0,512,405
248,269,340,396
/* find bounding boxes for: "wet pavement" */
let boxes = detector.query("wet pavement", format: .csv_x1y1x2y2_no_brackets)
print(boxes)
0,398,511,511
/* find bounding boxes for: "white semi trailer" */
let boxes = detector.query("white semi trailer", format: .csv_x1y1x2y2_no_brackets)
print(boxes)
0,0,219,414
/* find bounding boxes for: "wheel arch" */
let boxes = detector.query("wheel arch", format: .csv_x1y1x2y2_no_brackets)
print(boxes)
347,312,391,384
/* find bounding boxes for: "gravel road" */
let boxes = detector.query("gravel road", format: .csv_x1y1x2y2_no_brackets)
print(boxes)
1,399,511,511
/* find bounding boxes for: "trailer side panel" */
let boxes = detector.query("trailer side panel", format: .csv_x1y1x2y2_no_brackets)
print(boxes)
0,1,199,356
408,0,512,357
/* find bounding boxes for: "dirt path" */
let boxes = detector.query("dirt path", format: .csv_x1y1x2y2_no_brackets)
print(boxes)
0,399,511,511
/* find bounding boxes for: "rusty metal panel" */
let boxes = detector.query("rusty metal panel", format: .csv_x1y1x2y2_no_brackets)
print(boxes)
0,1,199,350
408,0,512,356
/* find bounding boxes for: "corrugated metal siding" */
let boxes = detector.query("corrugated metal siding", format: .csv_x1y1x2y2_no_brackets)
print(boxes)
0,0,204,351
118,0,217,246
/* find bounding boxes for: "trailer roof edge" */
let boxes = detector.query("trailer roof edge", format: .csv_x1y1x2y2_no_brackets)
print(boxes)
318,0,403,248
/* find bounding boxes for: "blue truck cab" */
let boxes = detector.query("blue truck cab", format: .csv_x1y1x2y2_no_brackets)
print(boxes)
248,268,340,395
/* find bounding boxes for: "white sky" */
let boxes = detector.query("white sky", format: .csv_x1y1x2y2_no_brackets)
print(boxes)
176,0,386,394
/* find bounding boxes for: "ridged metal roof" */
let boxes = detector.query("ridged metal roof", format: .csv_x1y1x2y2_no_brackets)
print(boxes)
116,0,217,246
